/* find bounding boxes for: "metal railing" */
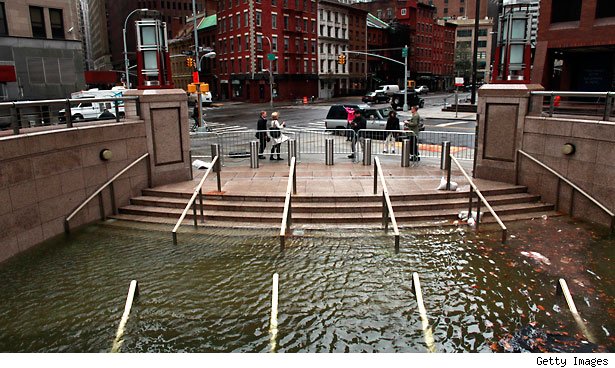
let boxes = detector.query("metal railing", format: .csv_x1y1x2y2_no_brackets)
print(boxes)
64,152,151,234
279,156,297,250
530,91,614,121
373,156,400,250
516,150,615,233
0,96,139,135
446,154,508,243
190,128,474,163
172,155,220,245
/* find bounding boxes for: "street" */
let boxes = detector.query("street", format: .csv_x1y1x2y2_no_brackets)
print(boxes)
199,91,475,134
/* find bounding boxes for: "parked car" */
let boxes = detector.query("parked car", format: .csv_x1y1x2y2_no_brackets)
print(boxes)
325,104,403,139
390,91,425,110
375,84,400,96
414,85,429,94
362,91,390,104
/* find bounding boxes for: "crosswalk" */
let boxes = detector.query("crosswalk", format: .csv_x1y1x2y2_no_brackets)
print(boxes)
192,120,329,135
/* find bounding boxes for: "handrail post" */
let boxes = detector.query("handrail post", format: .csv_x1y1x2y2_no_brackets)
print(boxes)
146,154,152,188
446,154,452,190
569,189,575,217
199,189,205,223
514,150,519,185
293,161,297,195
10,105,20,135
548,92,555,117
555,179,561,211
114,100,120,122
288,196,292,230
99,192,106,220
211,144,222,192
476,197,481,231
603,92,612,122
468,186,473,216
109,182,117,215
373,159,378,195
382,194,389,229
192,201,198,227
65,99,73,128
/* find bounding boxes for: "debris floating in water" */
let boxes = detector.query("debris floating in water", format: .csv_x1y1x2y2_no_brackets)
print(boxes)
520,251,551,265
495,324,602,353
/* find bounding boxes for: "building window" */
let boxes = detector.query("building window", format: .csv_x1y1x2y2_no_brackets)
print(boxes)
596,0,615,18
272,35,278,52
0,2,7,36
457,29,472,37
460,7,464,14
284,15,289,30
257,35,263,51
30,6,46,38
272,14,277,29
477,40,487,48
237,14,241,28
551,0,582,23
237,36,242,52
401,8,407,16
256,11,262,27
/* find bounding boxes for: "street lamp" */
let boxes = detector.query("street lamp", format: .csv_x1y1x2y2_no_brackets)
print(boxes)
123,8,149,88
196,51,216,129
264,36,276,108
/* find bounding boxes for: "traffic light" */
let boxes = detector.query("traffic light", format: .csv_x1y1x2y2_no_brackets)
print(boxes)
337,54,346,65
186,57,194,68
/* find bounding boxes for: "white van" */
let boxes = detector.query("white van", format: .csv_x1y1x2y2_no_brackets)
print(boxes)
189,92,213,107
59,87,126,122
375,85,400,96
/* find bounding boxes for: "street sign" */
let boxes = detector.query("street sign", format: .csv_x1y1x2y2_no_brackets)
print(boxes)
401,47,408,58
267,53,276,61
455,77,464,86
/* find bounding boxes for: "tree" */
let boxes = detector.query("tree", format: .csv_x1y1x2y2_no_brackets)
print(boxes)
455,41,472,80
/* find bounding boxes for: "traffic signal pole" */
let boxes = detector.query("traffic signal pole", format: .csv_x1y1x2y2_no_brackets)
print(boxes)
192,0,203,128
343,48,409,111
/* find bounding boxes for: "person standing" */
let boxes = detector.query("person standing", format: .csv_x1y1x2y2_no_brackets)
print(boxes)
405,106,421,161
344,106,355,141
348,109,367,159
269,111,287,160
256,111,269,159
384,110,399,154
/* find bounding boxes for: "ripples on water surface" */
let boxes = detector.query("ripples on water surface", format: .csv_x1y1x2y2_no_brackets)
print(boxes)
0,217,612,353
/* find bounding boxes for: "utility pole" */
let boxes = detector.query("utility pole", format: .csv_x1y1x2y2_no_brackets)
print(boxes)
192,0,203,127
403,45,409,112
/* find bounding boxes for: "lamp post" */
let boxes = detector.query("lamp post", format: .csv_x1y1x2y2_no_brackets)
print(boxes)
196,51,216,128
264,36,276,108
123,8,149,88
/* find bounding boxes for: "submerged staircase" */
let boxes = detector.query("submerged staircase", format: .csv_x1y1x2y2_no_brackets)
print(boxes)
111,185,558,228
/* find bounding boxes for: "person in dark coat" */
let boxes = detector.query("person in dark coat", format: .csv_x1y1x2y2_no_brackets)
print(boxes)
348,109,367,159
256,111,268,159
384,110,399,153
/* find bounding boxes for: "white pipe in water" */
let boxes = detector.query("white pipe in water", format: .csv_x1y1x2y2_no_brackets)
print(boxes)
111,280,138,353
558,278,596,343
269,273,279,353
413,272,436,353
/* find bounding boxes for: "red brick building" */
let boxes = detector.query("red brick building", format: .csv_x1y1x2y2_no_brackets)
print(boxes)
347,7,369,95
531,0,615,91
427,0,488,19
214,0,318,102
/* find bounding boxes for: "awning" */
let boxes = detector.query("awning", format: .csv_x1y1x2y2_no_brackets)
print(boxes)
0,65,17,82
197,14,217,30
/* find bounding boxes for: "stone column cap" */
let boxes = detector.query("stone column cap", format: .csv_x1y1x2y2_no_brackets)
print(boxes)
478,83,545,98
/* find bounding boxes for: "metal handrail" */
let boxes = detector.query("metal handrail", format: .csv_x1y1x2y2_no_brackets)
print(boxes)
0,96,137,109
448,154,508,243
64,152,150,234
172,155,219,245
530,91,614,120
280,156,297,250
374,157,400,249
517,150,615,232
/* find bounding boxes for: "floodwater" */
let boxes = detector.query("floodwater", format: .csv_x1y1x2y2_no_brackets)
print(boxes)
0,217,612,353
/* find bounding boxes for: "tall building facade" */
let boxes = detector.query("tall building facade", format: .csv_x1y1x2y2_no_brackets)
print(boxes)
0,0,86,100
532,0,615,91
214,0,318,102
449,17,494,83
347,6,368,94
428,0,489,19
318,0,354,99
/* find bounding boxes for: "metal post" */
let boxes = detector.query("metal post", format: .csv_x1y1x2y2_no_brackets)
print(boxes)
470,0,481,105
549,93,555,117
382,195,388,229
192,202,197,227
476,198,481,231
98,192,106,220
287,139,297,166
468,186,474,217
373,161,378,195
401,139,410,167
211,144,222,192
455,90,459,118
250,140,259,168
114,100,120,122
403,44,408,112
199,189,204,223
65,100,73,128
440,141,451,170
325,138,334,165
604,92,613,122
446,154,452,191
10,105,19,135
363,138,372,165
109,182,117,215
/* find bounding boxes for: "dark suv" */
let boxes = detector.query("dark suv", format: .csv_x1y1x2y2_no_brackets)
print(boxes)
390,91,425,110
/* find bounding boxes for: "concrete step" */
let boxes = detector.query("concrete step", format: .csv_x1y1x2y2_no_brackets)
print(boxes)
129,192,541,214
117,200,554,225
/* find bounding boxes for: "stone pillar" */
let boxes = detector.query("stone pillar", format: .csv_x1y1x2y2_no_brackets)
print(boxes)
475,84,544,183
123,89,191,187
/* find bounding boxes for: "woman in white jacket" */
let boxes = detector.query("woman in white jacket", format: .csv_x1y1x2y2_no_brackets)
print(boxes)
268,112,287,160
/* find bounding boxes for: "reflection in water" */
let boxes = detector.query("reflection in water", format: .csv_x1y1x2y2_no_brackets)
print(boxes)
0,217,612,353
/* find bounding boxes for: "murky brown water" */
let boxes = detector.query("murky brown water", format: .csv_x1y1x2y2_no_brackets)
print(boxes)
0,217,612,352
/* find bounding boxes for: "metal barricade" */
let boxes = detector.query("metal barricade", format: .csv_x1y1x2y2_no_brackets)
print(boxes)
287,139,297,166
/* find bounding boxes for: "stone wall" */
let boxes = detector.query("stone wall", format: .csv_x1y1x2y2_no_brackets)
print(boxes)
0,121,148,264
